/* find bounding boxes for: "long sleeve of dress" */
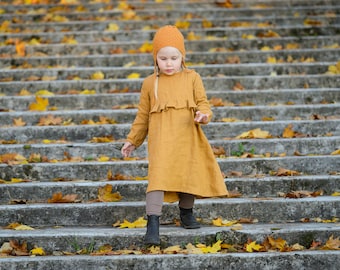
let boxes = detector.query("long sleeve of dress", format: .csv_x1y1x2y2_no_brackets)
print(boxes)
193,73,213,122
126,78,152,147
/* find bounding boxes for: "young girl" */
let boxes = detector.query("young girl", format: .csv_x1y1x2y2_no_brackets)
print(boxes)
121,25,228,246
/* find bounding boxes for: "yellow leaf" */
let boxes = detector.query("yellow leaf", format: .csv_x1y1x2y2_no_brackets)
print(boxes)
80,89,96,94
106,23,119,31
199,240,222,254
282,124,295,138
15,40,26,57
91,71,105,80
119,217,147,228
98,155,110,162
331,192,340,196
267,56,277,64
127,73,140,79
139,42,153,53
18,89,32,96
30,247,45,256
245,241,263,252
236,128,271,139
14,224,35,231
35,90,54,96
98,184,122,202
331,149,340,155
28,96,49,111
175,20,190,29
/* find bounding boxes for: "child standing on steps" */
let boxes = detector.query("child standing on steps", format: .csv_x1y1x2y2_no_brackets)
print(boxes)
121,25,228,246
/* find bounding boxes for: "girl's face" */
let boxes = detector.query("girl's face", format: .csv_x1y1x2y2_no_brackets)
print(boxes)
156,46,183,75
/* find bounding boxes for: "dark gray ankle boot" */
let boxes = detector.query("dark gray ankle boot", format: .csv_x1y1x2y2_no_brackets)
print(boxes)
179,207,201,229
144,215,160,246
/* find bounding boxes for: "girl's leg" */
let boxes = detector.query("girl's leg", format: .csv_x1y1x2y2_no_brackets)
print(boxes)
146,190,164,216
145,190,164,246
178,193,201,229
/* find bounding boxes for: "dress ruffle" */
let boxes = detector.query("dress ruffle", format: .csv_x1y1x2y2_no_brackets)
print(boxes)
150,99,197,113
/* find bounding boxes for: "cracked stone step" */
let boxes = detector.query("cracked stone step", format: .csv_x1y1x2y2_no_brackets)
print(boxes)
0,155,339,181
0,196,339,226
0,175,339,204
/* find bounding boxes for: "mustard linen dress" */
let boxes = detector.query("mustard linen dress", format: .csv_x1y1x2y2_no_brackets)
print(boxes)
127,69,228,202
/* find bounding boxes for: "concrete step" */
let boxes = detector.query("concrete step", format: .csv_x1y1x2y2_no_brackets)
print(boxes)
2,35,338,57
0,223,339,254
2,25,339,44
0,250,339,270
0,155,339,181
1,119,339,142
0,62,337,81
2,48,340,69
1,104,339,125
0,175,339,204
1,88,338,111
1,74,339,94
0,136,339,160
1,196,339,226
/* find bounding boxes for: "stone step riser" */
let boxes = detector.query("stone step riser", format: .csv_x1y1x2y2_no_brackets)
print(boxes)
1,136,338,158
3,14,338,34
1,25,339,43
2,35,338,56
0,63,336,81
1,75,339,93
1,49,339,69
0,175,339,204
0,156,338,182
1,104,339,125
1,88,338,110
1,223,339,253
1,252,340,270
0,196,338,226
2,4,340,22
1,120,339,142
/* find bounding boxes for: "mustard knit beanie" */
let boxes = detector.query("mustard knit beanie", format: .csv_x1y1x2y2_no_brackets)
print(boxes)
152,25,186,66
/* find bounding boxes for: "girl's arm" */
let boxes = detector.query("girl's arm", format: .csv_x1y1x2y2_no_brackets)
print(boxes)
193,72,212,124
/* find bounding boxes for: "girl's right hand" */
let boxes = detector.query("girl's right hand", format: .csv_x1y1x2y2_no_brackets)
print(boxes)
121,142,136,158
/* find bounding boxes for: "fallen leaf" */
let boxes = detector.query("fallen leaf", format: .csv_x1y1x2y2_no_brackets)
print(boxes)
97,184,122,202
48,192,79,203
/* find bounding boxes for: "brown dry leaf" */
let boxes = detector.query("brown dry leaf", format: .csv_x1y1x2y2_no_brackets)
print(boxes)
227,189,242,198
38,114,63,126
0,153,27,165
263,236,287,252
89,136,115,143
13,118,26,126
97,184,122,202
212,146,225,156
209,97,225,107
233,82,244,91
9,240,29,256
285,190,323,198
48,192,79,203
215,0,233,8
304,19,322,26
276,167,300,176
321,235,340,250
257,30,280,38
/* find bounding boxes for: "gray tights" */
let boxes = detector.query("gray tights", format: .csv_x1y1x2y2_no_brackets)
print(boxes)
146,190,195,216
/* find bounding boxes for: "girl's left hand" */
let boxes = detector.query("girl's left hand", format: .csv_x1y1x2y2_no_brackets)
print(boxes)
194,111,209,124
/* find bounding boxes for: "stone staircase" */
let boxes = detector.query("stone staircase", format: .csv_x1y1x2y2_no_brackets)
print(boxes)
0,0,340,269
